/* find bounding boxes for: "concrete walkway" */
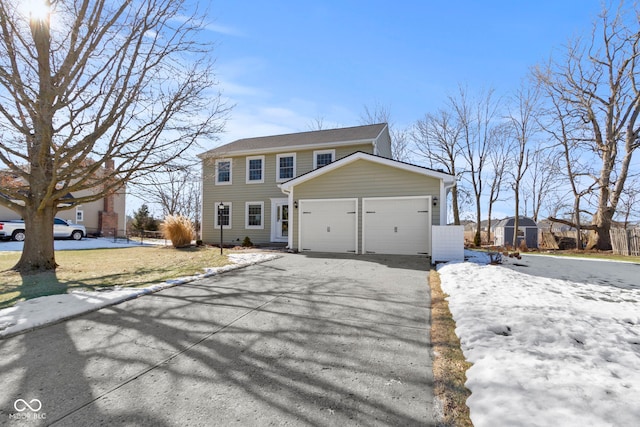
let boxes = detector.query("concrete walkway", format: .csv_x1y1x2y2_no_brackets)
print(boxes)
0,253,435,426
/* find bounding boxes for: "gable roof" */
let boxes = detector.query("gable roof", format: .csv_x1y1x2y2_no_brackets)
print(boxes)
278,151,455,192
198,123,388,158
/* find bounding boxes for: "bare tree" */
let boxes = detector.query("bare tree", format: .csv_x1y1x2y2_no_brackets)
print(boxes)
306,115,328,131
533,2,640,250
0,0,227,272
617,176,640,228
132,163,202,227
486,124,512,242
360,101,412,161
505,84,541,247
452,86,501,246
412,109,464,224
523,147,561,222
536,67,598,250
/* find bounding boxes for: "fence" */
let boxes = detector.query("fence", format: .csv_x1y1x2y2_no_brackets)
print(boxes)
610,228,640,256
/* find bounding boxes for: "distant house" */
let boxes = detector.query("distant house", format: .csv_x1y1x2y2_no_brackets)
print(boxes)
198,123,457,256
494,216,538,248
0,161,126,237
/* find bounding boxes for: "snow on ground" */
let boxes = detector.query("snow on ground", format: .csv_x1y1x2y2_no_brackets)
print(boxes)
438,251,640,427
0,251,280,339
0,237,162,252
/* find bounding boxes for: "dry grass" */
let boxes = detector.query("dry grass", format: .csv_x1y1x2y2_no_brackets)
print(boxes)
430,269,474,427
160,215,195,248
0,245,229,309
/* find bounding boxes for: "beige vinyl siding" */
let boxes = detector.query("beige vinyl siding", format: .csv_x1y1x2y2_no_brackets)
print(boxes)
374,131,393,158
290,159,441,250
56,188,126,234
201,143,375,244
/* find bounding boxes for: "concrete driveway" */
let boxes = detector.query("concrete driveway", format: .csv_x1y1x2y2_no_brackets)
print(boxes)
0,253,435,426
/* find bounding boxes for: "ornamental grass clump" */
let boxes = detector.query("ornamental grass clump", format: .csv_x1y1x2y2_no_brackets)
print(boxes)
161,215,195,248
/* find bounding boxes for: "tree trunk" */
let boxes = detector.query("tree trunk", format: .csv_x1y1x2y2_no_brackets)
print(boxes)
474,196,482,246
14,205,57,271
512,187,520,248
586,207,614,250
451,184,461,225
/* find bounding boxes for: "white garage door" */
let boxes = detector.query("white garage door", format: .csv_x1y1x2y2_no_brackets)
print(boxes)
363,196,431,255
299,199,357,253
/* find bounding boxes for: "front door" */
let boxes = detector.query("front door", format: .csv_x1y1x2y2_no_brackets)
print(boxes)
277,204,289,240
271,199,289,242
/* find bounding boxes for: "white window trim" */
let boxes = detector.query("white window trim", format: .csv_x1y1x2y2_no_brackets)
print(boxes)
276,153,296,182
75,207,84,222
214,201,232,229
313,149,335,169
246,155,265,184
245,201,264,229
215,159,232,185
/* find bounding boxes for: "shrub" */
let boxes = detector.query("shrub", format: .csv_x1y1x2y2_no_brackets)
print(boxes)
160,215,195,248
242,236,254,247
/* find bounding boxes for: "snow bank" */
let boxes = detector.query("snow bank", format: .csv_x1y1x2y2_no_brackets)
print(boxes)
0,252,280,338
438,257,640,427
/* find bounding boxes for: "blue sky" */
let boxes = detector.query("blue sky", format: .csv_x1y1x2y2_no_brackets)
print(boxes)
203,1,604,143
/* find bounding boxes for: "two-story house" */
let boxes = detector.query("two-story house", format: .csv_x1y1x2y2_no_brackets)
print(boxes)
0,160,126,237
198,123,455,256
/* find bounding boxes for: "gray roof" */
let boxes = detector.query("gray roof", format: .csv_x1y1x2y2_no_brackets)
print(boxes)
495,216,538,228
199,123,388,158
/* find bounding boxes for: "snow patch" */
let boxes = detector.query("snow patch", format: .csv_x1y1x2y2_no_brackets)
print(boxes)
438,251,640,427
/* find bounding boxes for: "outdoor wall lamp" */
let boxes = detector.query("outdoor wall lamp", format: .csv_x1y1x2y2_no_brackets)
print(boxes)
294,200,298,209
433,196,438,206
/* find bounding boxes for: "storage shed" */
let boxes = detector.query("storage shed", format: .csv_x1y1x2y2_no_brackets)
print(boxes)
494,216,538,249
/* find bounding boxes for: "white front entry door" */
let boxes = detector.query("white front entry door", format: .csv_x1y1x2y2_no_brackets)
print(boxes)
271,199,289,242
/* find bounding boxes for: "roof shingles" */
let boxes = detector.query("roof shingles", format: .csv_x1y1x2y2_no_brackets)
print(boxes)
199,123,387,158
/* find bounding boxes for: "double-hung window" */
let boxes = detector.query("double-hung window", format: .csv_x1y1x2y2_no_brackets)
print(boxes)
246,156,265,183
276,153,296,182
313,149,335,169
215,159,232,185
245,202,264,229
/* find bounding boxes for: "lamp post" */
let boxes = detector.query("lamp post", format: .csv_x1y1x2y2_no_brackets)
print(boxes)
217,202,225,255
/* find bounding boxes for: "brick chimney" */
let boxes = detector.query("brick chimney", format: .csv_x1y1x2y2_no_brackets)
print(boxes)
98,159,118,236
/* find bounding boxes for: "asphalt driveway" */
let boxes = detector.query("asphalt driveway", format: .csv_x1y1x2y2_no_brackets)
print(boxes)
501,253,640,290
0,253,435,426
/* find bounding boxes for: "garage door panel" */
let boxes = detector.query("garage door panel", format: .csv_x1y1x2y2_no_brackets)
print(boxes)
363,197,431,255
299,199,357,253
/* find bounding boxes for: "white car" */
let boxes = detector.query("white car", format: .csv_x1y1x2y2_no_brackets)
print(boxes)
0,217,86,241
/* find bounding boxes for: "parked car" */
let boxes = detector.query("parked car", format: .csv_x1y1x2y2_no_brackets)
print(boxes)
0,217,86,241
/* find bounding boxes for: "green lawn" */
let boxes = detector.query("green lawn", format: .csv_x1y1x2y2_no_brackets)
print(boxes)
0,246,230,309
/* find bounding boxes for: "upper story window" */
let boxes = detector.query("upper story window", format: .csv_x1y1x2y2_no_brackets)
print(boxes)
215,159,232,185
313,149,335,169
246,156,265,183
276,153,296,182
